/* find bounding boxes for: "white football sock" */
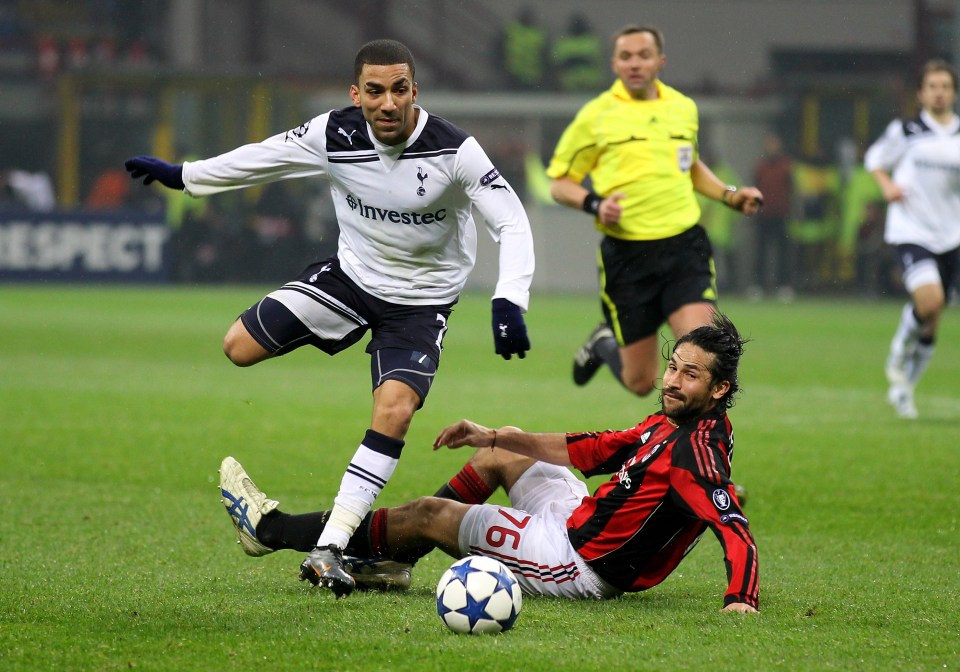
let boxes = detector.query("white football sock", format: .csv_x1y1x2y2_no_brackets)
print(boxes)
316,432,402,549
890,303,922,357
906,342,935,387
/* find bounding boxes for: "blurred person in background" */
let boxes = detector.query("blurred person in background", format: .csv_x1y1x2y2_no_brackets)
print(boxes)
552,13,606,92
125,39,534,597
85,166,131,210
499,6,548,90
85,145,146,211
244,181,308,283
750,131,795,301
1,168,55,212
865,59,960,419
547,24,762,397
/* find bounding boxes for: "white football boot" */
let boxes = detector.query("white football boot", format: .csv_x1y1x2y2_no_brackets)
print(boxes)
887,384,918,420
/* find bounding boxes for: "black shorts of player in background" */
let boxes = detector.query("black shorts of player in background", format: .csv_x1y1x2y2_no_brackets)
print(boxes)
239,257,454,405
893,243,960,294
598,224,717,345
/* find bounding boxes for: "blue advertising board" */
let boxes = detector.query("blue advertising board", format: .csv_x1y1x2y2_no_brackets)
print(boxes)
0,211,170,282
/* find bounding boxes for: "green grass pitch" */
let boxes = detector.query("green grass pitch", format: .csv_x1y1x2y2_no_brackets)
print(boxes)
1,285,958,670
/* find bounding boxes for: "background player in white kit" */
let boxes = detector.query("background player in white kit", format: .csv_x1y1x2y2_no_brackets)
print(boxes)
865,59,960,419
125,39,535,596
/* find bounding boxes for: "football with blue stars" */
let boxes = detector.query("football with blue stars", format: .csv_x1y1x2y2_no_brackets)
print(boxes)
435,555,522,634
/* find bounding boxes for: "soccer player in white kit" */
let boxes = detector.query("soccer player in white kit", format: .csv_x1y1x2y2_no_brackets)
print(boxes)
125,40,535,596
865,59,960,419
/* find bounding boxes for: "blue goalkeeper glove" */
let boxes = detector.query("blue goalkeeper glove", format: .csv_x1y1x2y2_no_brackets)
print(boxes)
124,156,185,190
491,298,530,360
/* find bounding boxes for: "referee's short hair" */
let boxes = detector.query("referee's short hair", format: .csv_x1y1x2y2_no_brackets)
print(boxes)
611,25,665,55
918,58,958,91
354,39,416,82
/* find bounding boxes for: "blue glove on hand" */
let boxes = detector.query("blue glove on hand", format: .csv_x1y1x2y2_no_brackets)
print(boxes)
124,156,185,190
491,298,530,360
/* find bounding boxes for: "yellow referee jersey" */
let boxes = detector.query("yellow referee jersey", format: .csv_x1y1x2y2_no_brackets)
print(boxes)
547,79,701,240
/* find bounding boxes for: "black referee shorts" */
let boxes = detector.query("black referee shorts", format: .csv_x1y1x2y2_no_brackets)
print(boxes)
598,225,717,345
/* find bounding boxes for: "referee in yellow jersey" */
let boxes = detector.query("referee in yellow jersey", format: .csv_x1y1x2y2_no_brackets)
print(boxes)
548,24,763,397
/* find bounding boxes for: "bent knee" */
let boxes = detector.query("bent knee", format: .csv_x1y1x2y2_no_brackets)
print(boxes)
914,302,945,324
223,322,269,367
469,443,529,471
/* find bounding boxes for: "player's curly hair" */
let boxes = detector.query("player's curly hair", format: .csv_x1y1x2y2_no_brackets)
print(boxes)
354,39,416,82
674,312,747,410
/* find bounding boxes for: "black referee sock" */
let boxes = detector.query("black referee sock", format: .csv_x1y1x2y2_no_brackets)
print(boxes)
594,334,624,383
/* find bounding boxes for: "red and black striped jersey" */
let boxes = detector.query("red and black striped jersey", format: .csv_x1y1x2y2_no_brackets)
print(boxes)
565,406,759,608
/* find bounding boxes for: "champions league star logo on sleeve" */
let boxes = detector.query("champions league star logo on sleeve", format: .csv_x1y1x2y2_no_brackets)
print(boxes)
285,121,311,142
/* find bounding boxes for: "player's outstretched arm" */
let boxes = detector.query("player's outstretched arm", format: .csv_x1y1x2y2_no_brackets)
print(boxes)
433,420,571,466
124,156,185,190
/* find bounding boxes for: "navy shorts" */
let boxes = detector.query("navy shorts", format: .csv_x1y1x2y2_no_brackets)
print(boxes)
239,257,454,403
598,225,717,345
893,244,960,295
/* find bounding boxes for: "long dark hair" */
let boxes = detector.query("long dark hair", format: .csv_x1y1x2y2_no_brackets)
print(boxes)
674,312,747,410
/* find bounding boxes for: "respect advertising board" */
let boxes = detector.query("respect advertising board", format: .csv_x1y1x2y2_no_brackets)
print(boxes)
0,211,170,282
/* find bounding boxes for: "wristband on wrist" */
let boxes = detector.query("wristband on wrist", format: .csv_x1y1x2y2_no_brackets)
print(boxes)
582,192,603,216
721,185,738,207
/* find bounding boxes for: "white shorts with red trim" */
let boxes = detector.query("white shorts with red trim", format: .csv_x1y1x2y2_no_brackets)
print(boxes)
457,462,622,600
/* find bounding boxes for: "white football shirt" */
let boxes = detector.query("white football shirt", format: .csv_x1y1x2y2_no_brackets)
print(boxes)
864,109,960,253
181,105,534,309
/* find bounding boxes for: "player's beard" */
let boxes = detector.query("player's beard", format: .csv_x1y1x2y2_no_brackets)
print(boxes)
660,387,714,425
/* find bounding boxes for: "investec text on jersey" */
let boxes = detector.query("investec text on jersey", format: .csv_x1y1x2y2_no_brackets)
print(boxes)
346,194,447,225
